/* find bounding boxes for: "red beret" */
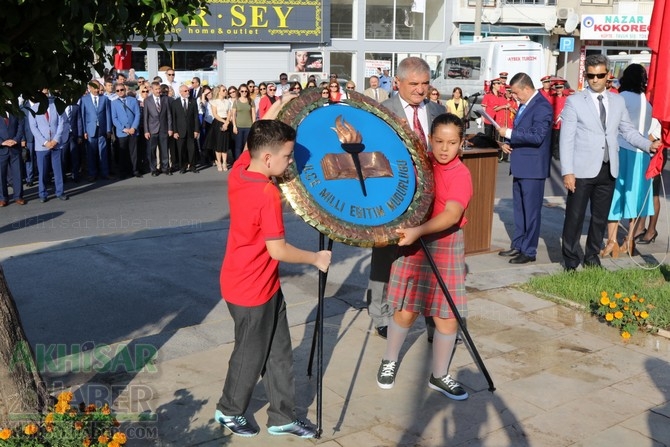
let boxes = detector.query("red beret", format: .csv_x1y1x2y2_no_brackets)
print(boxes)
499,72,509,77
541,75,552,82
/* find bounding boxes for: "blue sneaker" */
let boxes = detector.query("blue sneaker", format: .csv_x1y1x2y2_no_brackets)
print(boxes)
214,410,258,437
267,419,317,438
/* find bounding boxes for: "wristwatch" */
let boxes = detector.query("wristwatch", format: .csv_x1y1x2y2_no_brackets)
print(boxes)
277,89,434,248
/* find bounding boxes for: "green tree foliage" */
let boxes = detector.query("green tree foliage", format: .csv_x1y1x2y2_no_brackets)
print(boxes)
0,0,208,114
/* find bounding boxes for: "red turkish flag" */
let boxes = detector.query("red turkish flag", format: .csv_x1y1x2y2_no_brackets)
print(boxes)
645,0,670,179
114,44,132,70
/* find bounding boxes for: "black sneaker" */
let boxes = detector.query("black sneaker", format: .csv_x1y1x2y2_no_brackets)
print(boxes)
376,359,398,389
428,374,469,400
214,410,259,437
375,326,388,339
267,419,317,438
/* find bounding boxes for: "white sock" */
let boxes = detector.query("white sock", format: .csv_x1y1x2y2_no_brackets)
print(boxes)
384,318,409,362
432,331,457,378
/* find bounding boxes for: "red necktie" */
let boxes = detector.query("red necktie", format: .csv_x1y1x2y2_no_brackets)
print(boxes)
411,104,426,144
45,110,50,122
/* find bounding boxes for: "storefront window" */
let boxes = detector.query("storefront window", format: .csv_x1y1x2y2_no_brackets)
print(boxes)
158,51,217,71
331,0,354,38
366,0,444,40
330,52,354,81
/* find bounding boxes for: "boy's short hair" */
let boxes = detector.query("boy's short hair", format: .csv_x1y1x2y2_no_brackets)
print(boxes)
247,120,296,156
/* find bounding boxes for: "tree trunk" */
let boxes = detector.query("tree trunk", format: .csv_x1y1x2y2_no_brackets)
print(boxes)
0,265,49,427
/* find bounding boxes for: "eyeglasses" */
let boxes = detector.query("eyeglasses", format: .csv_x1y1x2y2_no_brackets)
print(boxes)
267,87,276,91
330,85,339,88
140,90,149,93
430,92,439,96
115,89,125,92
586,72,608,80
239,90,248,93
346,85,355,89
248,85,255,89
280,77,288,81
321,90,329,94
166,73,175,76
259,87,267,91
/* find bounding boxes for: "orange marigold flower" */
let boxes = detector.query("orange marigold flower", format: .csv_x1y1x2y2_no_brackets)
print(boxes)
113,432,127,444
75,421,84,430
24,423,39,436
624,306,630,311
0,428,12,440
55,401,70,414
45,412,54,423
600,291,608,297
632,296,638,302
58,391,74,403
623,297,630,303
101,404,111,415
87,404,97,413
634,311,640,317
640,311,649,319
621,331,631,339
109,441,121,447
614,292,622,299
600,296,610,305
98,434,110,444
614,311,624,319
83,438,92,447
609,302,617,308
605,313,614,321
639,298,645,303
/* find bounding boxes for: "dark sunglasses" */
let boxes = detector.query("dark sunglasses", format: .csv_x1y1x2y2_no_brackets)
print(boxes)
586,73,608,80
115,89,125,92
280,77,288,81
321,90,329,94
259,87,267,90
140,90,149,93
166,73,175,76
239,90,248,93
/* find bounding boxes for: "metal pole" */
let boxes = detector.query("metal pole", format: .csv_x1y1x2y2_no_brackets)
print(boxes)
563,51,568,81
419,238,495,392
307,237,333,377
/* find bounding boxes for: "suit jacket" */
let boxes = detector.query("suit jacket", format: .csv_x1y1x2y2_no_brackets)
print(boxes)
143,95,172,135
79,94,112,136
382,94,444,134
111,96,141,138
28,100,64,150
363,87,389,102
59,103,81,144
190,86,201,100
21,102,35,144
0,113,24,145
560,88,652,178
171,96,199,136
508,93,553,179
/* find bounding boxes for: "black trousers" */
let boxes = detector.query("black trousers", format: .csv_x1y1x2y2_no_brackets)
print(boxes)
561,162,615,269
175,136,196,169
217,289,296,427
116,135,138,176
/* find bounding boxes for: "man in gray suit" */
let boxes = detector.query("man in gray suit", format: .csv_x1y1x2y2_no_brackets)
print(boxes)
560,54,661,271
366,57,443,339
143,80,173,176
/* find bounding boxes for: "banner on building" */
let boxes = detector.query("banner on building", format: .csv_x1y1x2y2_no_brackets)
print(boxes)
177,0,329,43
580,14,651,41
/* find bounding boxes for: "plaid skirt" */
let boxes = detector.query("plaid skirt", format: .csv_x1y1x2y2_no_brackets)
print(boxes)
387,227,467,319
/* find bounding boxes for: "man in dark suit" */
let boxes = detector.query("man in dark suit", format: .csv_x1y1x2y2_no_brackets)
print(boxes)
60,102,83,182
172,85,200,173
143,80,173,176
111,83,142,178
1,111,25,206
190,77,202,100
497,72,553,264
559,54,661,270
366,57,444,339
80,81,112,181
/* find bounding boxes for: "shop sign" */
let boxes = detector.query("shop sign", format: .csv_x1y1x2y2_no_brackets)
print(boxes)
177,0,328,43
580,15,650,41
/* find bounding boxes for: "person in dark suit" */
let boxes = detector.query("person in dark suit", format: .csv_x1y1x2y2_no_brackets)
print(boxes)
366,57,444,339
21,100,37,187
28,92,67,202
80,81,112,181
111,83,142,178
190,77,202,100
59,102,83,182
559,54,661,271
1,111,25,206
143,80,173,176
497,72,553,264
172,85,200,173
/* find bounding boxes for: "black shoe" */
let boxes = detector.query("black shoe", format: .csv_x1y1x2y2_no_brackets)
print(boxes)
26,181,34,187
134,172,143,178
190,168,199,174
268,419,317,438
179,168,187,174
214,410,258,437
40,197,48,203
637,231,658,245
509,254,536,264
584,259,603,269
499,248,520,257
57,195,69,201
376,359,398,389
376,326,388,339
151,171,159,177
429,374,469,400
163,170,172,176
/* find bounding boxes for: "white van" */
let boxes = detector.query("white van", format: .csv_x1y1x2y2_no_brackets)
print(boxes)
431,36,546,99
608,52,651,79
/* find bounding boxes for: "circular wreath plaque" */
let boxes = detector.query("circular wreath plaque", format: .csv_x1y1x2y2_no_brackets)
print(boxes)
278,89,434,248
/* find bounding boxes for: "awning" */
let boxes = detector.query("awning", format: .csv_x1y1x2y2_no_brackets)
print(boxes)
460,24,551,36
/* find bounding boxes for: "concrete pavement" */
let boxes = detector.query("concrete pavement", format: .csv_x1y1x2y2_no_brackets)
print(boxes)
1,163,670,446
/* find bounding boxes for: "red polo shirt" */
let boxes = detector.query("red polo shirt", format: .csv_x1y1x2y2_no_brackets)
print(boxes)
220,151,285,306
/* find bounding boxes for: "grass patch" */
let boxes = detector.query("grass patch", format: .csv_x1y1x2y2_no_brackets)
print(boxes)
521,264,670,331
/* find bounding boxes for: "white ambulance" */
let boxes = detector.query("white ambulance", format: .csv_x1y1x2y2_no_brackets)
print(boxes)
431,36,546,99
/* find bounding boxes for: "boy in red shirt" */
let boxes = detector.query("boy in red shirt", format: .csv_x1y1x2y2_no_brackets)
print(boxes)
215,119,332,438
